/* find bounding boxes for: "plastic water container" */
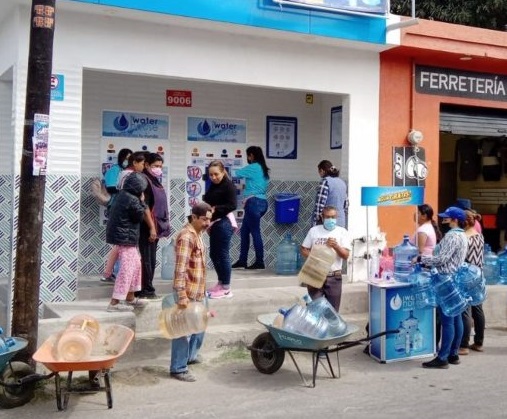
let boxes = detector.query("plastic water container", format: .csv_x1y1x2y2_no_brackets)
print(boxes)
56,315,100,362
306,297,347,337
393,235,418,282
379,248,394,280
280,304,329,339
159,301,208,339
298,244,336,289
161,239,176,280
483,244,499,285
0,327,15,354
409,265,436,309
275,234,299,275
497,246,507,284
431,270,469,317
456,263,486,306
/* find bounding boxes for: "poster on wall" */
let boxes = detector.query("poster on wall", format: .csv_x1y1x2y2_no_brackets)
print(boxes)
33,113,49,176
102,110,169,140
393,147,427,187
266,116,297,159
330,106,342,149
187,116,247,143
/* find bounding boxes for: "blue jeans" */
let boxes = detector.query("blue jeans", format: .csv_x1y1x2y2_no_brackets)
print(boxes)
209,218,234,286
437,306,463,361
170,332,205,374
239,197,268,264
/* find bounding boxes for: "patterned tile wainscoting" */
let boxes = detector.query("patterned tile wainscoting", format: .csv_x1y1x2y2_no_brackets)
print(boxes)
0,175,12,277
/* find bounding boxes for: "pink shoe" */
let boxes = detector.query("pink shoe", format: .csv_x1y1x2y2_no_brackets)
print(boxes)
207,283,223,294
208,288,233,299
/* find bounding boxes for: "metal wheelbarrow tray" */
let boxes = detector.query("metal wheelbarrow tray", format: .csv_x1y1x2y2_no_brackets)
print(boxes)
249,313,395,387
33,324,134,411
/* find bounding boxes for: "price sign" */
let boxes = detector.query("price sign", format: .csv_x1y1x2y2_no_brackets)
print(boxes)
166,90,192,107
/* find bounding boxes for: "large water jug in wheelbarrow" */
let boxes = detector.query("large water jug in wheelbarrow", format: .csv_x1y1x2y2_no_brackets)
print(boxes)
279,304,329,339
306,297,347,337
55,314,100,362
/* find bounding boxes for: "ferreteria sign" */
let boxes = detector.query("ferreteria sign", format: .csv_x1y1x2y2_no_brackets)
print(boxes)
415,65,507,102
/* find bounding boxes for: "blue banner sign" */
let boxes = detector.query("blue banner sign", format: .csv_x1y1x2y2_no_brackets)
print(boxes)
361,186,424,206
278,0,388,15
102,111,169,139
187,117,247,143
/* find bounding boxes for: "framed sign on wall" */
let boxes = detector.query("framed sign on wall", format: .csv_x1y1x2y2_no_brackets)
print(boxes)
330,106,343,150
266,116,297,159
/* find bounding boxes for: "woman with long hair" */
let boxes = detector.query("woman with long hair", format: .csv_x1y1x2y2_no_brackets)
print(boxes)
232,146,270,270
415,204,442,255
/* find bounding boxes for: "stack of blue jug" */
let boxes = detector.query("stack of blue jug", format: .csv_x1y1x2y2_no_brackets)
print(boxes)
455,263,486,306
483,244,499,285
306,296,347,337
394,235,418,282
430,268,469,317
408,264,436,309
497,245,507,284
275,234,299,275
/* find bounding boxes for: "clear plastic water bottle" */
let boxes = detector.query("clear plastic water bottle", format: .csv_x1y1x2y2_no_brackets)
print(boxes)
280,304,329,339
0,327,15,354
56,315,100,362
306,297,347,337
483,244,499,285
431,269,469,317
456,263,486,306
161,239,176,280
159,301,209,339
276,234,299,275
393,235,418,283
497,246,507,284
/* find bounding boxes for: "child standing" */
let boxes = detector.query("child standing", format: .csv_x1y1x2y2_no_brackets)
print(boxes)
106,172,148,311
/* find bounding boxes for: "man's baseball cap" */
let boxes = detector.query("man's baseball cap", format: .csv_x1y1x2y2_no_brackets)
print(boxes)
438,206,466,221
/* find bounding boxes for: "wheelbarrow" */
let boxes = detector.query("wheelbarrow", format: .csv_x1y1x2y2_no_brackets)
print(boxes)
33,324,134,411
0,336,38,409
248,313,397,388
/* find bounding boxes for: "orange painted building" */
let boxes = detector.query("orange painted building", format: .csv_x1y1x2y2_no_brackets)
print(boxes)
379,19,507,246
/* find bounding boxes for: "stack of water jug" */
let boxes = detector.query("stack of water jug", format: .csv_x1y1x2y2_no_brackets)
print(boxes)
274,295,347,339
408,263,486,316
483,243,507,285
394,310,424,354
0,327,15,354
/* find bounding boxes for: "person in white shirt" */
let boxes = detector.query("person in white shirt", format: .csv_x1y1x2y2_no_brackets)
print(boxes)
301,205,352,312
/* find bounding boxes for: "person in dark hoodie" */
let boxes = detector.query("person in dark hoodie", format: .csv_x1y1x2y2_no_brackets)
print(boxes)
106,172,148,312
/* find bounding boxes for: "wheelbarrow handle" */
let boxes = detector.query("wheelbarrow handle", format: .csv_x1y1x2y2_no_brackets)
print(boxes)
14,372,56,387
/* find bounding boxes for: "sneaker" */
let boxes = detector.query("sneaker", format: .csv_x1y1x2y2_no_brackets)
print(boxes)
170,371,196,382
207,282,223,294
458,347,469,355
106,302,134,312
470,343,484,352
448,355,460,365
187,355,203,365
208,288,233,299
231,261,247,269
126,298,148,308
422,357,449,369
100,275,115,283
246,262,265,270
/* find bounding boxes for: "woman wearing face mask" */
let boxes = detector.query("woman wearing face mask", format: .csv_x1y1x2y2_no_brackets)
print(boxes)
300,205,352,312
203,160,237,299
136,152,170,299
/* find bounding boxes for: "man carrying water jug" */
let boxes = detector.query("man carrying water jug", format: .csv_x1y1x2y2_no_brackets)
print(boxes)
301,205,352,312
170,202,213,382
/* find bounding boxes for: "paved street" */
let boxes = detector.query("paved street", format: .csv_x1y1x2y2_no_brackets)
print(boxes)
10,326,507,418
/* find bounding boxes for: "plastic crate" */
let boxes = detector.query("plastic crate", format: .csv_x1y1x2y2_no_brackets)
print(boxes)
274,193,300,223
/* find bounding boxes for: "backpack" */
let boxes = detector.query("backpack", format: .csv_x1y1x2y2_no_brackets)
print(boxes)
455,138,480,181
90,178,111,206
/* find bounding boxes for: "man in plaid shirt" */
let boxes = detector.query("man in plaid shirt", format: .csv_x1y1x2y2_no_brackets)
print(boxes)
170,202,212,382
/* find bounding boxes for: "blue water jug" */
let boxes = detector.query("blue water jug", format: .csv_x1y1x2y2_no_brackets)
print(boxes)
306,297,347,337
161,239,176,280
409,264,436,309
280,304,329,339
394,235,418,282
456,263,486,306
275,234,299,275
483,244,499,285
497,246,507,284
431,269,469,317
0,327,15,354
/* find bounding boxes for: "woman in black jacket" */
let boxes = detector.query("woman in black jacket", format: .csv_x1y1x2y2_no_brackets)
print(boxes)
106,172,148,311
204,160,237,299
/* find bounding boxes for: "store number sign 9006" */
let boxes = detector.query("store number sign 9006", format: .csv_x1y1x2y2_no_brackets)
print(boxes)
166,90,192,107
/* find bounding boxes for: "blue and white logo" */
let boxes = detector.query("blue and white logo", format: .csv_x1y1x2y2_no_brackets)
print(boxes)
113,114,129,132
390,293,403,310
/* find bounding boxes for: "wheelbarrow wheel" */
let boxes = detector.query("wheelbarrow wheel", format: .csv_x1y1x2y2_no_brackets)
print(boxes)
251,332,285,374
0,361,36,409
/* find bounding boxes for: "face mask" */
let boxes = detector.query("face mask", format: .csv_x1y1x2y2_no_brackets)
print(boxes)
149,167,163,178
440,222,451,235
122,160,129,169
323,218,337,231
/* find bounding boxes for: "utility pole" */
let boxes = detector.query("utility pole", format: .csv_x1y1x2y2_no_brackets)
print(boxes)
12,0,56,364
